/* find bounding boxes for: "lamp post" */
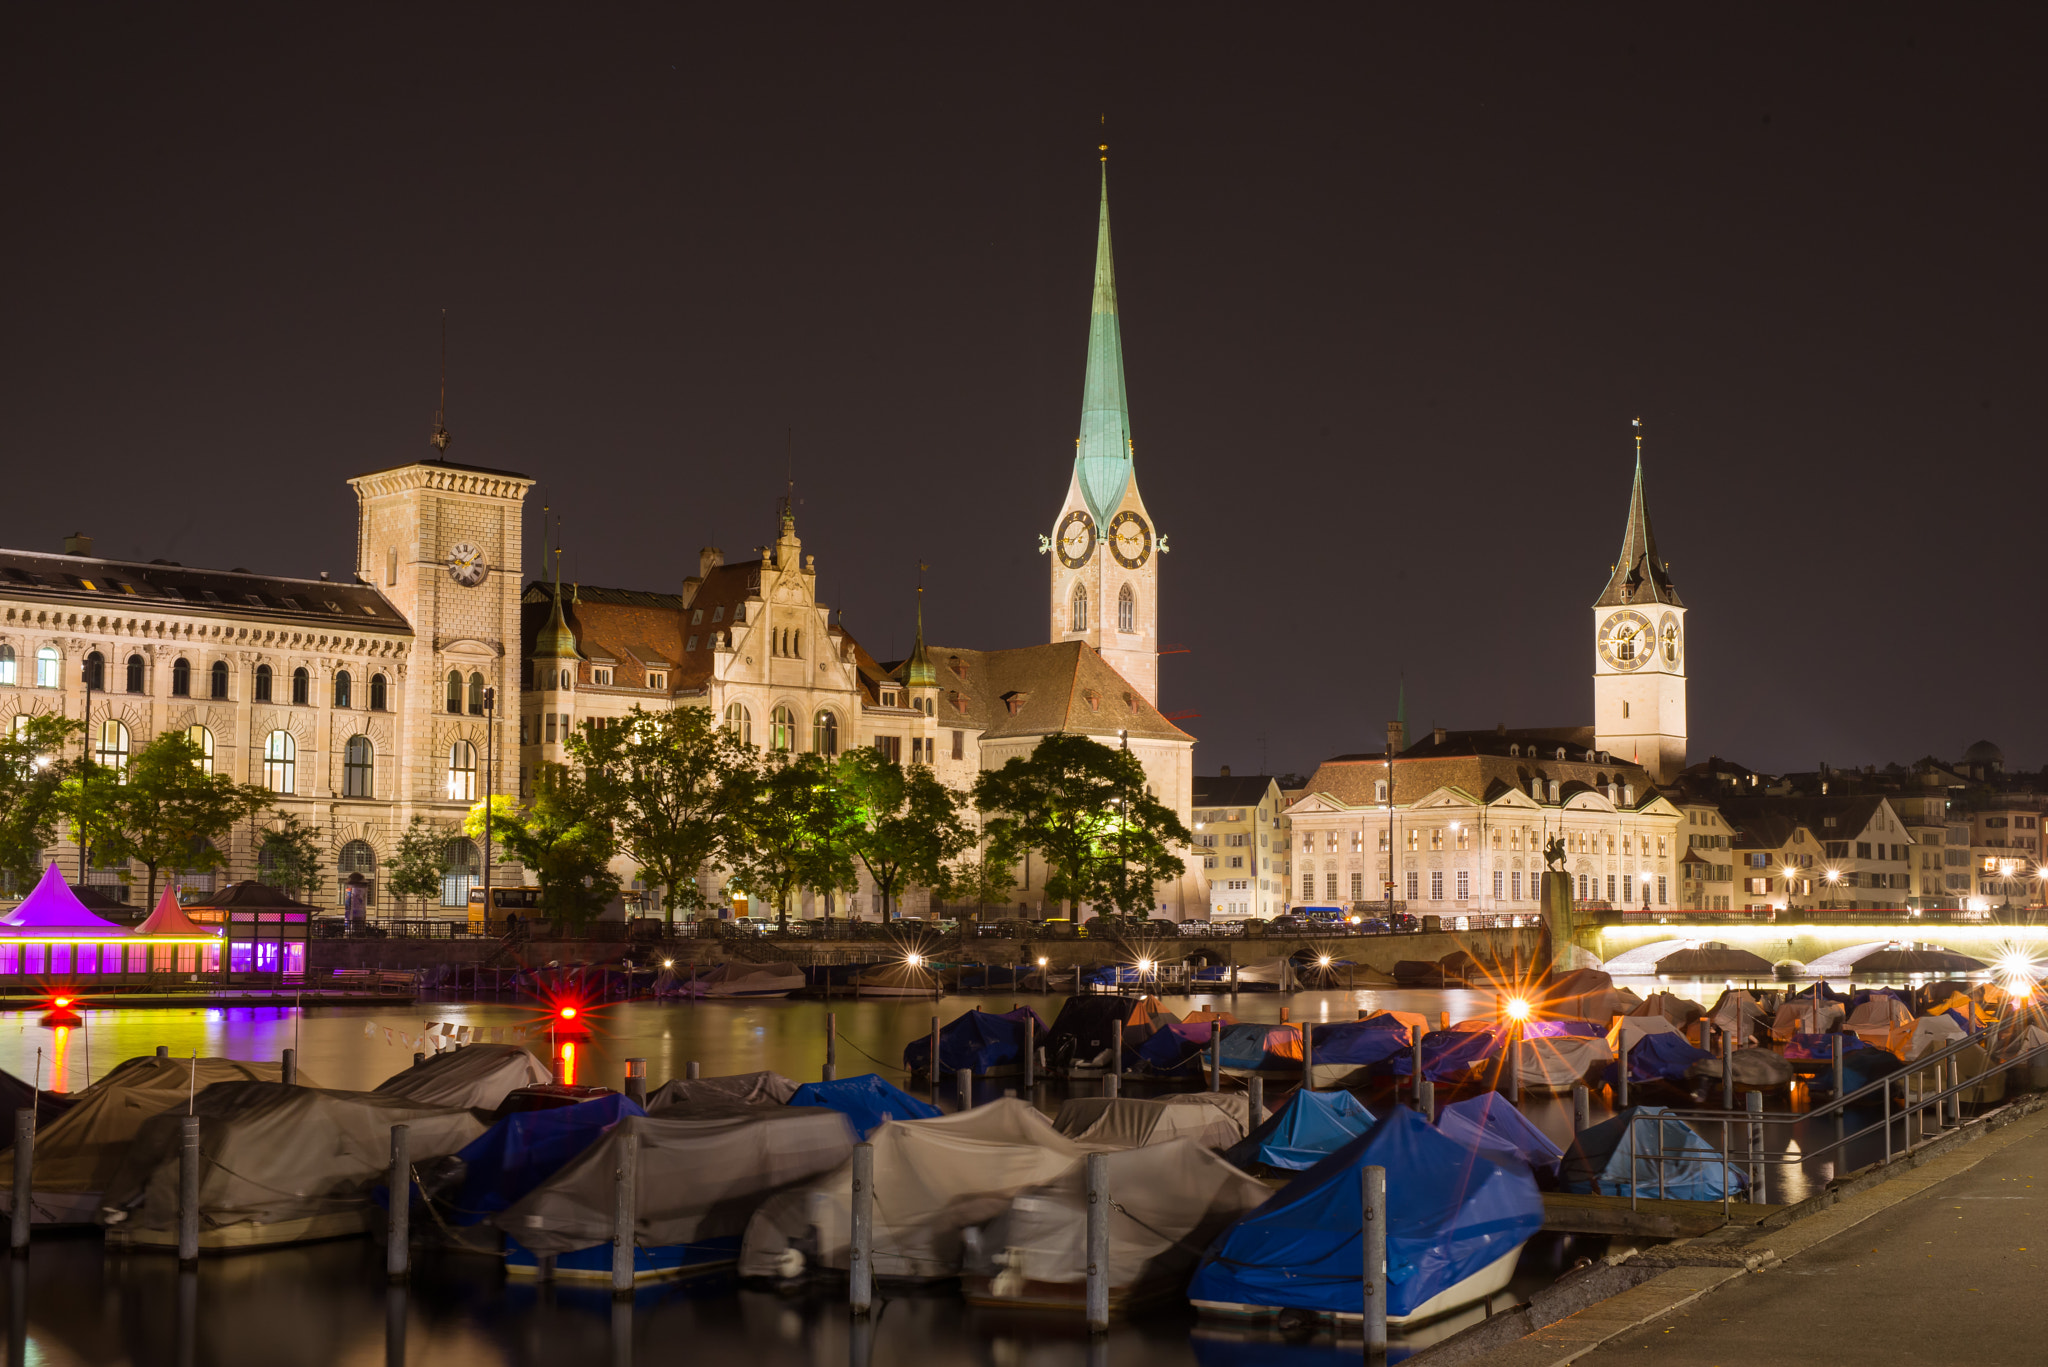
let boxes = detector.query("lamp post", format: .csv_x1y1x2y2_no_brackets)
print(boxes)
481,686,496,917
1781,864,1802,921
1825,867,1841,912
77,654,98,889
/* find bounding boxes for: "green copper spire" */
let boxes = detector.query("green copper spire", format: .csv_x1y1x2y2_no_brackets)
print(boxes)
535,530,580,661
904,576,936,688
1073,160,1133,527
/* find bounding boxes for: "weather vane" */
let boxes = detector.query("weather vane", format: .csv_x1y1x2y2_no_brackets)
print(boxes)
430,310,451,454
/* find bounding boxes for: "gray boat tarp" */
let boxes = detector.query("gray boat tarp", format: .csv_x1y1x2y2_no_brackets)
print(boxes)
1687,1047,1796,1089
1051,1095,1247,1150
374,1044,551,1110
644,1070,798,1114
494,1105,855,1256
0,1056,307,1221
961,1137,1269,1299
100,1082,488,1242
740,1098,1089,1280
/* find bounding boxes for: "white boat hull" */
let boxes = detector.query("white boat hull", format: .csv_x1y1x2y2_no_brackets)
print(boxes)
1191,1240,1525,1327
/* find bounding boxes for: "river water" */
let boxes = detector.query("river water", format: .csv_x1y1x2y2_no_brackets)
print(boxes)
0,978,1889,1366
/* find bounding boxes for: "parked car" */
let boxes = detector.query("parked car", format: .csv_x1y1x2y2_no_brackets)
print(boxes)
1144,918,1180,936
1177,919,1214,936
1039,917,1075,936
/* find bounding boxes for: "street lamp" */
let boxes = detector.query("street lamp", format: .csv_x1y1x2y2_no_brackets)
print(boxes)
1781,865,1801,920
1825,867,1841,912
1639,870,1652,914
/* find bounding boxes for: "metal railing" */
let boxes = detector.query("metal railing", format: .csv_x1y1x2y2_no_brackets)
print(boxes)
1611,1017,2048,1217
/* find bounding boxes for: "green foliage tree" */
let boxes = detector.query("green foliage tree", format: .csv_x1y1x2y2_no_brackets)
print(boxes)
727,752,855,930
836,748,974,921
98,731,271,908
933,850,1018,916
469,766,618,930
385,814,452,913
258,812,328,903
569,705,751,925
0,713,82,888
972,733,1190,920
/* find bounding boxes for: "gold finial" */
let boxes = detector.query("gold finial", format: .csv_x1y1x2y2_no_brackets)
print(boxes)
1632,415,1642,458
429,310,451,454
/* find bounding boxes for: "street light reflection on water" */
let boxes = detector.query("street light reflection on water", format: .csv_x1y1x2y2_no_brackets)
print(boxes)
0,975,1861,1365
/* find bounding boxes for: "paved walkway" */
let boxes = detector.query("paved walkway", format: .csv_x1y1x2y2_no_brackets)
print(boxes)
1476,1103,2048,1367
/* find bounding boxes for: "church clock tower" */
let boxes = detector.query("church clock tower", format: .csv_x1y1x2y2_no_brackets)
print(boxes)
1045,151,1162,706
1592,425,1686,784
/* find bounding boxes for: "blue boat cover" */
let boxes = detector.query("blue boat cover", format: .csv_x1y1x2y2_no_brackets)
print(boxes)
903,1010,1035,1075
436,1093,645,1225
1838,1048,1904,1099
786,1073,938,1137
1190,1107,1543,1318
1390,1026,1510,1082
1436,1094,1564,1172
1785,1032,1870,1060
1309,1017,1415,1067
1218,1022,1303,1072
1224,1088,1375,1171
1603,1030,1713,1086
998,1006,1049,1037
1942,1007,1977,1036
1138,1020,1215,1073
1523,1020,1603,1039
1559,1105,1743,1200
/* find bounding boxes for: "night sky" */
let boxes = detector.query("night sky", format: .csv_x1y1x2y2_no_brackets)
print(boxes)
4,9,2040,779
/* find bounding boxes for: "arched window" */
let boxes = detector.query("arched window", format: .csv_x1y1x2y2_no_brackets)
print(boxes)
447,740,477,801
1117,584,1134,634
723,702,751,746
94,720,130,777
333,670,352,710
254,664,273,702
0,645,14,686
369,673,388,711
812,709,838,756
467,672,485,715
291,667,309,706
35,647,58,688
1071,586,1087,632
441,838,479,907
171,658,191,696
186,724,213,775
84,651,106,690
343,735,373,797
558,668,572,691
125,654,144,693
770,704,796,752
339,839,377,906
446,670,462,714
210,660,229,699
262,730,295,794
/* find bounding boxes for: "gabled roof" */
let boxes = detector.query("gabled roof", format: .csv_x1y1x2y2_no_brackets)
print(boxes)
1593,454,1682,609
0,864,124,930
919,640,1191,743
1194,774,1280,808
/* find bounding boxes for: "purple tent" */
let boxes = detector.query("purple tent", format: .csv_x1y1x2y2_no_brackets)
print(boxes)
0,864,124,931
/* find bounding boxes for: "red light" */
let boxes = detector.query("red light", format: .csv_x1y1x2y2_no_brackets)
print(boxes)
52,998,70,1009
559,1006,578,1020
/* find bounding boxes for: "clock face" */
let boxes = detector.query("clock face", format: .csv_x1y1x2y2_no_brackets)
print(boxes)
1108,510,1152,568
1659,612,1681,667
1056,511,1096,569
447,542,487,587
1598,609,1652,671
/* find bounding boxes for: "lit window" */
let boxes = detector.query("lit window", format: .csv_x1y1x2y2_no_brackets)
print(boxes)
447,740,477,801
186,724,213,775
724,702,751,746
343,735,373,798
812,710,838,756
441,839,478,906
770,704,796,752
94,720,130,778
1430,871,1444,901
333,670,352,709
262,730,295,794
35,647,58,688
0,645,13,686
170,658,191,696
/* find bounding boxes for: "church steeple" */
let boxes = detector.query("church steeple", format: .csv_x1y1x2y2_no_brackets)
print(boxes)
1073,158,1133,528
904,570,936,688
1594,422,1681,609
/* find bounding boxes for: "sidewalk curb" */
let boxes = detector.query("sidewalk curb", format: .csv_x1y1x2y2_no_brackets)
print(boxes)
1410,1093,2048,1367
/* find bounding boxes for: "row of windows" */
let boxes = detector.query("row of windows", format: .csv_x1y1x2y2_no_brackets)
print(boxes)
1070,584,1139,634
64,718,478,803
722,702,840,755
0,646,393,710
1300,826,1670,858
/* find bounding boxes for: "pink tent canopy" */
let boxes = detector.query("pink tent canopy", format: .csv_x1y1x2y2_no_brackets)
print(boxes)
135,885,211,937
0,864,124,931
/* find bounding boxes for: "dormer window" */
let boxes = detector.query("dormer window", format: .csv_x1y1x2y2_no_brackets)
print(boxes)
647,672,666,691
686,636,698,652
1554,747,1566,761
881,689,898,707
691,610,704,625
1003,691,1026,715
591,668,613,686
949,655,966,678
1084,690,1100,712
712,606,724,622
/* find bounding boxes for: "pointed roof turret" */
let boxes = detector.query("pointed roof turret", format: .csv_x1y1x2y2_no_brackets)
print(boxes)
0,864,122,931
1594,423,1681,609
1072,152,1134,527
904,573,936,688
534,525,581,661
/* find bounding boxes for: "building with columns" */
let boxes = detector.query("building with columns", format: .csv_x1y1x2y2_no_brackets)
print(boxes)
0,454,532,909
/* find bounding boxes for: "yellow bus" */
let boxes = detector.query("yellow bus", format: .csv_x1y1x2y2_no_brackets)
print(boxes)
468,885,543,935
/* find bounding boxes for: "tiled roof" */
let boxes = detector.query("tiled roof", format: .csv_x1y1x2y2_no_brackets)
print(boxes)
1298,728,1656,811
0,550,410,633
1194,774,1281,807
920,640,1192,743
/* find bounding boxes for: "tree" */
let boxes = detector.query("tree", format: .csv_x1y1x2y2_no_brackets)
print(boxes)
469,764,618,930
972,733,1191,919
385,815,452,913
933,851,1017,916
258,812,327,903
837,748,974,921
98,731,271,908
569,705,751,925
0,713,82,887
726,752,855,930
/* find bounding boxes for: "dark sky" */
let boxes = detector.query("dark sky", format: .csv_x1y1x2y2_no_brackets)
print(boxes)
4,7,2041,779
